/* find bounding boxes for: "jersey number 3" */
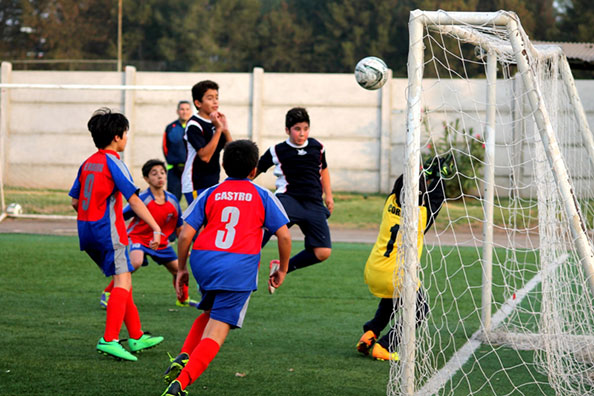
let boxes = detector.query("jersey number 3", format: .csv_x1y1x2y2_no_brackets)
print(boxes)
215,206,240,249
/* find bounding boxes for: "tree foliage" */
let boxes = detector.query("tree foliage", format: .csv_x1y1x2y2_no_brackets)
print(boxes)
2,0,591,73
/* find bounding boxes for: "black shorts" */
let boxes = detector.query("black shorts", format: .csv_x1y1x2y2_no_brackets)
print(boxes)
277,194,332,249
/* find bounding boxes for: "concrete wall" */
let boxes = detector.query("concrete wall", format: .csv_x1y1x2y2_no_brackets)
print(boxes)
1,62,593,196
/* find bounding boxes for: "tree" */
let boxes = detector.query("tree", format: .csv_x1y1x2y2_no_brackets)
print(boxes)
255,1,313,72
20,0,115,68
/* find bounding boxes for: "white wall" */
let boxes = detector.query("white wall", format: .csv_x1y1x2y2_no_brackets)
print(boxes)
1,63,593,196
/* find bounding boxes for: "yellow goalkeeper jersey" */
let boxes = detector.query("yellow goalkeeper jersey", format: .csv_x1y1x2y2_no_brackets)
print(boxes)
364,193,427,298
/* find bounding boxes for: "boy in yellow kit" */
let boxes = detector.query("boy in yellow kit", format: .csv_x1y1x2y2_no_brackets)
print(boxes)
357,154,452,361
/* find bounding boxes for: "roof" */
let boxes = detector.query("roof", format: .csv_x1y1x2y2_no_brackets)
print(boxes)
533,41,594,63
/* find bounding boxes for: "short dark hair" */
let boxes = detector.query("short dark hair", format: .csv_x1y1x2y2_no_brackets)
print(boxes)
192,80,219,107
285,107,310,129
87,108,129,149
177,100,191,109
142,159,166,178
222,140,259,178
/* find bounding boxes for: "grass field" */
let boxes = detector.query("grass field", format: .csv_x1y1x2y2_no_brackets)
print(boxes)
0,233,557,395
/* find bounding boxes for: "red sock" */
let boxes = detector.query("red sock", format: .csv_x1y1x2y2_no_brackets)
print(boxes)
124,287,143,340
172,277,190,303
104,287,129,341
181,313,210,355
104,279,114,293
178,338,220,389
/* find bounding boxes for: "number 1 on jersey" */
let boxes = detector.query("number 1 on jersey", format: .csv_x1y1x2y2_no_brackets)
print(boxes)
215,206,240,249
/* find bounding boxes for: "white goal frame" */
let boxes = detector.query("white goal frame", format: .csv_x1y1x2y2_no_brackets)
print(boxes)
399,10,594,395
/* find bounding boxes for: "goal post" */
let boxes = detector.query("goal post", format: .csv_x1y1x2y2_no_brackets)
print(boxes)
393,10,594,396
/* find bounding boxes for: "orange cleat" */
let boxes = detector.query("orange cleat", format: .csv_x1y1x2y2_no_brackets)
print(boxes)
356,330,377,355
371,343,399,361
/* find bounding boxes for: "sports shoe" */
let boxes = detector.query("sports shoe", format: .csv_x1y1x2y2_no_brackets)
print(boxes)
372,343,399,361
268,260,280,294
356,330,377,356
161,380,188,396
422,152,454,178
164,352,189,384
175,298,199,308
100,291,110,309
96,337,137,361
127,332,164,353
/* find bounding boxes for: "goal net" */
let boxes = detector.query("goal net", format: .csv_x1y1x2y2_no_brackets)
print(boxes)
391,10,594,396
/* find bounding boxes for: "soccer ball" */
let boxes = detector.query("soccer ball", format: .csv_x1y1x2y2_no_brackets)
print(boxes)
354,56,388,90
6,203,23,216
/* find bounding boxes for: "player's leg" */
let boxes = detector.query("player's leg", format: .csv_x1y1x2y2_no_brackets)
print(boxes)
124,285,164,353
373,289,429,361
98,253,137,361
163,291,249,393
164,310,210,384
287,199,332,273
100,247,143,309
357,298,391,355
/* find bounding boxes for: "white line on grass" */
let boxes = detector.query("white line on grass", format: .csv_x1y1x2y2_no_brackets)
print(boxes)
414,253,569,396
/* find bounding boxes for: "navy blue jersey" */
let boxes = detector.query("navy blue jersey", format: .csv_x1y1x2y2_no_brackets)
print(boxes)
162,119,187,166
257,138,328,201
181,115,228,193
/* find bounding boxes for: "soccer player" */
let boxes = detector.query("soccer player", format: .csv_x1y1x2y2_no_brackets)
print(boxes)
161,140,291,396
69,108,164,362
163,101,192,202
180,80,232,205
256,107,333,291
356,154,452,361
99,159,197,309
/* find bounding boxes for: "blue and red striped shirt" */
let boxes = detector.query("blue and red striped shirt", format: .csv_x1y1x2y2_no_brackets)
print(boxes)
184,178,289,292
69,149,138,251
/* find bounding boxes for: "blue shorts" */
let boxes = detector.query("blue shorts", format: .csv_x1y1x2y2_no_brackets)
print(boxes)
85,245,133,277
277,194,332,249
129,243,177,266
197,290,252,328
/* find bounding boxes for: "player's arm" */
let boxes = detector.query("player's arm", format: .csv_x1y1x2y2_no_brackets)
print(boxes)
128,194,162,249
269,225,291,289
71,198,79,211
254,149,273,180
194,112,226,163
321,167,334,214
175,223,197,301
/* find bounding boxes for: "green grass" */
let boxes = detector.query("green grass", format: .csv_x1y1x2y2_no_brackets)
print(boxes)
0,234,560,395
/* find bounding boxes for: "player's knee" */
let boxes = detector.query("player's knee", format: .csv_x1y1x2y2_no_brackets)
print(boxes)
314,247,331,262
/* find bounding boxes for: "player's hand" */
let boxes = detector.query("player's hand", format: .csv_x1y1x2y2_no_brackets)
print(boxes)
175,269,189,301
209,111,227,130
150,231,162,250
269,268,287,291
325,196,334,214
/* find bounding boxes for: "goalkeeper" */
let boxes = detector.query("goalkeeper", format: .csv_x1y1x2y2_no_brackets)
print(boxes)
356,154,452,361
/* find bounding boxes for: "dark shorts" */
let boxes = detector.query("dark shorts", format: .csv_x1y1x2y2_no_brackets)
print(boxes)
277,194,332,249
197,290,252,328
129,243,177,266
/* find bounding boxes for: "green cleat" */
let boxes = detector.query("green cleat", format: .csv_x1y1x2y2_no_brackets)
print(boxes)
161,380,188,396
175,298,199,308
96,337,137,361
127,332,164,353
100,291,110,309
164,352,189,384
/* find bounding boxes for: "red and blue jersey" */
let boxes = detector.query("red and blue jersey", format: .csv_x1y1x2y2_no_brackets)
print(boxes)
69,149,139,252
124,189,183,249
184,178,289,292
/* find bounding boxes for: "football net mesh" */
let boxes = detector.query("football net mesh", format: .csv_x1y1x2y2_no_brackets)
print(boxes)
389,10,594,396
